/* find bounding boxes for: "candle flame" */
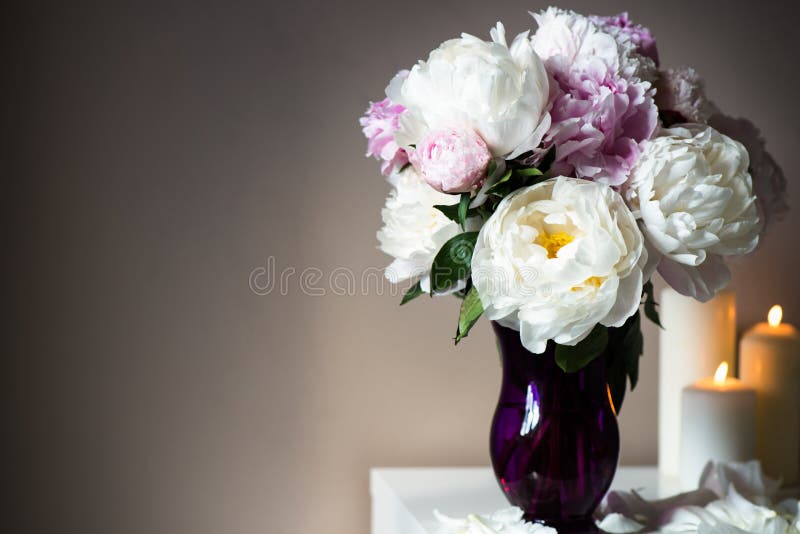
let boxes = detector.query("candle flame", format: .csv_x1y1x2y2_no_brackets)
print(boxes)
713,362,729,386
768,305,783,327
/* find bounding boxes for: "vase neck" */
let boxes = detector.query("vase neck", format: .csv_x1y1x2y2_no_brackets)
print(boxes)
492,321,609,403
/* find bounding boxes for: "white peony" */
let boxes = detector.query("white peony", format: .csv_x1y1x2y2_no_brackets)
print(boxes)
377,167,461,287
434,507,557,534
625,124,762,302
661,485,799,534
531,7,656,83
596,513,646,533
471,177,645,354
388,22,551,159
599,460,784,533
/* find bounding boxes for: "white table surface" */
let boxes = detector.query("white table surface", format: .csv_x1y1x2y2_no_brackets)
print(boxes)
370,466,680,534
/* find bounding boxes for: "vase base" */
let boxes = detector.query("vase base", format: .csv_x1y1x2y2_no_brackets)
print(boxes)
523,516,599,533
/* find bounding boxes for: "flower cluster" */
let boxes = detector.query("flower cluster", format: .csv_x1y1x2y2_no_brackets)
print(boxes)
531,8,658,186
360,7,783,379
599,460,799,533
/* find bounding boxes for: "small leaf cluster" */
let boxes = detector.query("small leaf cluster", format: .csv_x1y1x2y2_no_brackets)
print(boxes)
551,284,663,413
400,149,558,342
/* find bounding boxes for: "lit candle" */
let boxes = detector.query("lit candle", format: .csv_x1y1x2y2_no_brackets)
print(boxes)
659,288,737,478
679,362,756,490
740,305,800,484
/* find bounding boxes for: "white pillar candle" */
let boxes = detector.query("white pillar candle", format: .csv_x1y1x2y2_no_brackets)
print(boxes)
680,363,757,490
659,288,736,478
740,305,800,484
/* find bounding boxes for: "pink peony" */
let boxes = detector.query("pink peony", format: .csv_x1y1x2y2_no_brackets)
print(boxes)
410,128,491,194
360,96,408,176
590,12,659,66
531,8,658,187
545,66,657,187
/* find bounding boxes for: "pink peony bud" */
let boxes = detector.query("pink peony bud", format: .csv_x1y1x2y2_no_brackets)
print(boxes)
410,128,492,194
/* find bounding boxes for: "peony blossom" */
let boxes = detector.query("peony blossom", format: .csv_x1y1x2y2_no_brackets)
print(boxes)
625,125,762,302
531,8,658,187
590,12,659,66
709,113,789,231
596,513,646,533
699,460,780,503
360,93,409,176
388,22,551,159
598,460,781,532
377,167,461,284
471,177,645,354
410,128,491,193
531,8,644,79
654,67,716,125
661,485,799,533
435,507,557,534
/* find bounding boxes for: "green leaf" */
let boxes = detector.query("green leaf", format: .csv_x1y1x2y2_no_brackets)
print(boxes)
555,325,609,373
515,167,543,177
521,175,547,190
429,232,479,294
400,281,424,305
436,195,477,228
483,167,547,202
455,286,483,343
538,146,557,174
642,280,663,328
458,193,471,230
476,203,495,222
434,203,460,223
486,159,497,178
622,313,644,390
644,299,662,328
485,169,513,197
605,311,644,414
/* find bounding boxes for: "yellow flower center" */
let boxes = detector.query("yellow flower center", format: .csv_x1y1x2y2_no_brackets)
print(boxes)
536,231,574,259
572,276,605,292
585,276,603,288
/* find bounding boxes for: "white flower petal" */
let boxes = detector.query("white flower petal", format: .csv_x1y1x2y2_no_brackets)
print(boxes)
658,255,730,303
391,24,550,158
434,507,558,534
377,168,460,286
602,267,643,328
596,513,646,533
627,125,760,302
472,177,644,353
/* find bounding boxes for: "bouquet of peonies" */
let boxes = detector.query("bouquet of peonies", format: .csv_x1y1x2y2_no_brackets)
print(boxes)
360,8,786,407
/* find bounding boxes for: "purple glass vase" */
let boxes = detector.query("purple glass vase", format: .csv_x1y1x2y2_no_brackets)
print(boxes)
490,322,620,533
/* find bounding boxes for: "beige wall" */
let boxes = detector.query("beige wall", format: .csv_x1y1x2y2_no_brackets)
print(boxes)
10,1,800,533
